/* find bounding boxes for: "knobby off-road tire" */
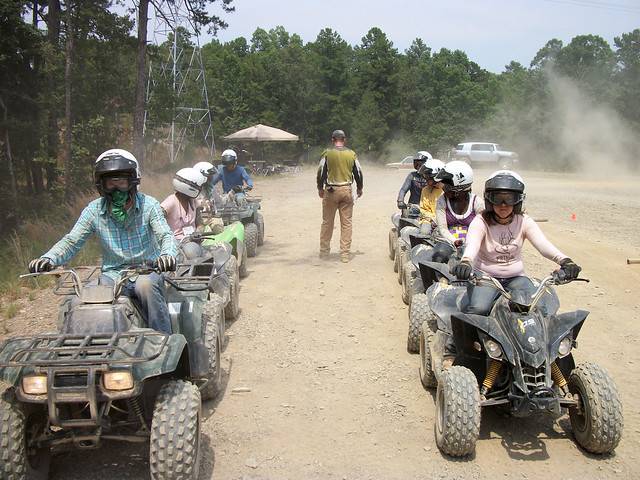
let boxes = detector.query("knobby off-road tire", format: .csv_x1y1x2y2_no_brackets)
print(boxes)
255,213,265,246
408,293,430,353
150,380,202,480
419,321,438,389
245,222,258,257
238,245,248,279
568,362,623,454
393,240,400,273
402,261,416,305
223,256,240,320
388,228,396,260
201,295,224,401
0,393,50,480
396,238,407,284
435,366,481,457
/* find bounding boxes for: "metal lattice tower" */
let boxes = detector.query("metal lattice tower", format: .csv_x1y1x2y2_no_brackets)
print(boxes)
143,0,215,164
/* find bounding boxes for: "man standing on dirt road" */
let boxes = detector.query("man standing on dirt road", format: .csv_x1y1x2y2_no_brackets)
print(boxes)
317,130,363,263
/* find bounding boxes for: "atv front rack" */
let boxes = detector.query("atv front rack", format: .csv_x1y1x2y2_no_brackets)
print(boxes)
0,331,169,367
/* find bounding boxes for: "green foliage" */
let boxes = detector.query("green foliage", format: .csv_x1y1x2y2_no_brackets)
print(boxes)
3,303,18,320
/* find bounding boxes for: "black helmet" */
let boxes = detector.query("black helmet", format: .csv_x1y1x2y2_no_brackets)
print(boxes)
94,149,140,196
484,170,525,209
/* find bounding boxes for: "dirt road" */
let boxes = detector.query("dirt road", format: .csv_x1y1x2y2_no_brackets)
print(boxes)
4,165,640,479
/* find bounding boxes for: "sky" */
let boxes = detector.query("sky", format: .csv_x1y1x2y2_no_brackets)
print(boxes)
198,0,640,73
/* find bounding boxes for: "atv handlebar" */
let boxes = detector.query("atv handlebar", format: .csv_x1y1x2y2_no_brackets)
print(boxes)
470,271,589,311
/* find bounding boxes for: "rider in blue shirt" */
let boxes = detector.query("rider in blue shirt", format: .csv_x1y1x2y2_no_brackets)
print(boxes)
211,149,254,193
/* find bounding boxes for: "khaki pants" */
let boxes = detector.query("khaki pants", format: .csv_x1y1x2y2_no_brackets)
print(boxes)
320,185,354,255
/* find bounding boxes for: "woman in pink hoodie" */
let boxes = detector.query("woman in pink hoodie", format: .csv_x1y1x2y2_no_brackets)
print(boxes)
452,170,582,315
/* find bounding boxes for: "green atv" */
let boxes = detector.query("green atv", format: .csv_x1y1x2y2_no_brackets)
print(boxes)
200,221,248,279
0,264,225,479
217,186,264,257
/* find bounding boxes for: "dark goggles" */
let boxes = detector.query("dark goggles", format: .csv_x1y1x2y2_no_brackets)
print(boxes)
443,183,471,194
485,190,523,206
101,175,132,193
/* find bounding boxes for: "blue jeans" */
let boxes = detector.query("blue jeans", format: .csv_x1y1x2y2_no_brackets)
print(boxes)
464,276,534,315
101,273,172,334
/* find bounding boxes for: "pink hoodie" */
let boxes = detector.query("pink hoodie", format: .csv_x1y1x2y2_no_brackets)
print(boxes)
462,214,567,278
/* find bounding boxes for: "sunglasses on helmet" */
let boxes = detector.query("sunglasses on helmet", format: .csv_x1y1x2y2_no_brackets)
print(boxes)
485,190,522,206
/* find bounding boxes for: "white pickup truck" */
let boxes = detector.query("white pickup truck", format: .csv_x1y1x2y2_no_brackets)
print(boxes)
451,142,519,169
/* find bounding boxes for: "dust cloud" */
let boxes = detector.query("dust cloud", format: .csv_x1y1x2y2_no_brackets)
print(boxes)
546,72,638,175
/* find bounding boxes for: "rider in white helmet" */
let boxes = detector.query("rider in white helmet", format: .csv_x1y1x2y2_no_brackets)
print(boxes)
211,149,254,193
431,160,483,263
161,167,206,240
28,148,178,334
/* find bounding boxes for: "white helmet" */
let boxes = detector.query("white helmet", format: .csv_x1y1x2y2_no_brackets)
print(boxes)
435,160,473,191
173,168,205,198
416,150,433,161
418,158,445,179
193,161,217,178
221,149,238,166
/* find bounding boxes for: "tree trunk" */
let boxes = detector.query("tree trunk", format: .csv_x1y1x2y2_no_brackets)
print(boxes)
133,0,149,167
0,97,18,207
63,2,75,200
45,0,61,189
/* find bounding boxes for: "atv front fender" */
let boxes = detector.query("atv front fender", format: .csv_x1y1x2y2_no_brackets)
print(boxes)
132,333,189,381
451,313,517,365
547,310,589,359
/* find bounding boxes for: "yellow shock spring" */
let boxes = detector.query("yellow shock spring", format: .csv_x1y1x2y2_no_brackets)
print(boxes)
482,359,502,391
551,362,568,388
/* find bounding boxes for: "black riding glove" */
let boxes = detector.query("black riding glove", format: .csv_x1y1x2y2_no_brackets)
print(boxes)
28,257,54,273
397,200,407,210
157,255,177,272
559,258,581,280
452,260,473,280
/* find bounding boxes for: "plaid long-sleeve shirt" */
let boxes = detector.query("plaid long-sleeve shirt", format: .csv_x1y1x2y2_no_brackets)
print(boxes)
43,193,178,280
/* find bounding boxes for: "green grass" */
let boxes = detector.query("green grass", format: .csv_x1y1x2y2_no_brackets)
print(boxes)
3,303,18,320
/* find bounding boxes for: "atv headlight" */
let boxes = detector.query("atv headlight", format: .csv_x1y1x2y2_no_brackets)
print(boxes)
483,339,503,359
22,375,48,395
558,337,572,357
103,371,134,391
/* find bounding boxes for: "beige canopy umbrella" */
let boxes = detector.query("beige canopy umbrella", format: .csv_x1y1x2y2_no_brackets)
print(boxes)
223,124,299,142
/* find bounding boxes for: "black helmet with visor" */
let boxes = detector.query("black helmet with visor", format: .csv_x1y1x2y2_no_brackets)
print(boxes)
94,149,140,196
484,170,525,209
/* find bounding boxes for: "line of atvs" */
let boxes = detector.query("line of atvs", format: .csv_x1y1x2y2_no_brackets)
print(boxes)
0,187,264,479
388,204,623,457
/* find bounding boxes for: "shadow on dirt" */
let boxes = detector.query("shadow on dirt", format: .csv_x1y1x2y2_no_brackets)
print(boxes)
50,416,217,479
479,408,575,461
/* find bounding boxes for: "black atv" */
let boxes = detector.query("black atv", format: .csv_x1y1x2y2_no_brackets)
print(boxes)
217,186,264,257
393,204,421,282
400,229,437,306
417,268,623,457
406,244,464,352
0,264,226,478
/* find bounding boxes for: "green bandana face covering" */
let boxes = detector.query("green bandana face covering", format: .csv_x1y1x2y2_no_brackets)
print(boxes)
110,190,130,223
